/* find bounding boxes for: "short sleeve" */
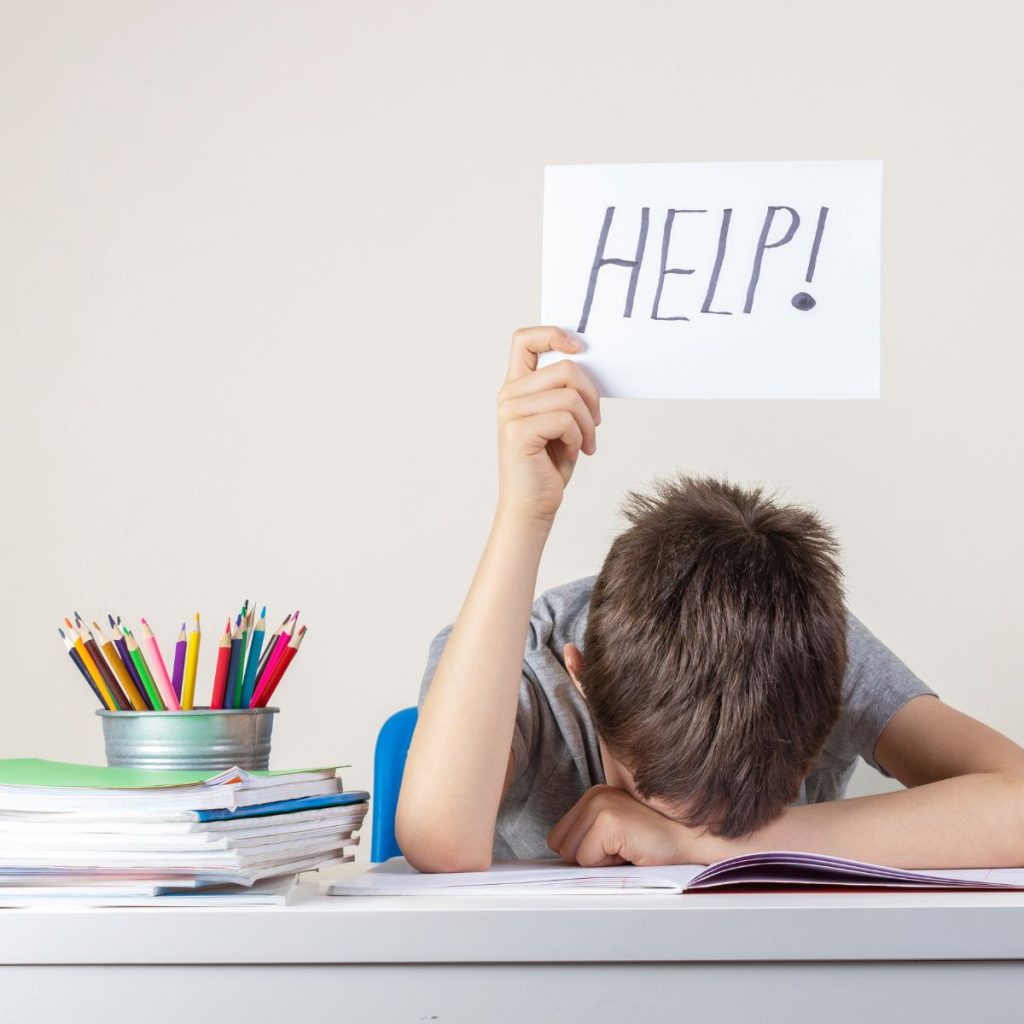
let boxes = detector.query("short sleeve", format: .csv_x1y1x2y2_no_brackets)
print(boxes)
833,613,938,776
418,624,541,785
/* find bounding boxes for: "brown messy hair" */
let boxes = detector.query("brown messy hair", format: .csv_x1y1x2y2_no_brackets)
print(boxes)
582,476,847,838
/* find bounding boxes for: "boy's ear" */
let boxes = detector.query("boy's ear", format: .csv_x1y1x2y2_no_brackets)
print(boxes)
563,643,585,694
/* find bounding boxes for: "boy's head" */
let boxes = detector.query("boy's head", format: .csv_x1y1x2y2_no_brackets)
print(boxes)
577,475,847,839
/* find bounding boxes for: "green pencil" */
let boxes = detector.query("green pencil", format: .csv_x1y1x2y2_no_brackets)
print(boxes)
125,629,165,711
232,600,249,708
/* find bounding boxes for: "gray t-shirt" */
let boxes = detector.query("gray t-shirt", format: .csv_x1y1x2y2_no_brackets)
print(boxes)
418,576,935,860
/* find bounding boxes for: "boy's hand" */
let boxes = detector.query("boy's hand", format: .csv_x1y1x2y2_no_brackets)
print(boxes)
547,785,712,867
497,326,601,525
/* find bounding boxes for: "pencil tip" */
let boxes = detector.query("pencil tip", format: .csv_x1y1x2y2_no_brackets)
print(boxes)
260,605,266,617
58,627,65,638
64,617,73,629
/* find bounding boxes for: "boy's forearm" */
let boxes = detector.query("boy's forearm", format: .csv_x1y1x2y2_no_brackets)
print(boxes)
702,773,1024,868
396,508,552,871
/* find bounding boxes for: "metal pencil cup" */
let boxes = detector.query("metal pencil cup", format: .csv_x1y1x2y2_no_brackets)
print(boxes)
97,708,279,771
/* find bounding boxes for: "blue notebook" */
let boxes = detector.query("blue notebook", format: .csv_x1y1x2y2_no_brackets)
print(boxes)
195,790,370,822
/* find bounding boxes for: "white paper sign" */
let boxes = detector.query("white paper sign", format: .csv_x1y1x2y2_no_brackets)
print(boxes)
540,161,881,399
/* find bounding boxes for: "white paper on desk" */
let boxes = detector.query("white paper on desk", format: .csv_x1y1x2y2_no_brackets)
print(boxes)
540,160,881,399
329,858,705,896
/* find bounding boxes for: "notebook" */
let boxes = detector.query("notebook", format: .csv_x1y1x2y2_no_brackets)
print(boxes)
329,852,1024,896
0,873,299,906
0,759,343,813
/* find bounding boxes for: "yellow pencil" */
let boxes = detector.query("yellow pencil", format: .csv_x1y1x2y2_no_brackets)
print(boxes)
63,619,117,711
91,621,148,711
182,612,201,710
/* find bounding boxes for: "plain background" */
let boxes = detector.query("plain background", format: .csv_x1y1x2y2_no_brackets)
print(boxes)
2,1,1022,841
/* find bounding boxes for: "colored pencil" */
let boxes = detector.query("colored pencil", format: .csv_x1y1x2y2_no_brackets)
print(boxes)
59,628,105,707
250,613,296,708
233,601,250,708
240,606,266,708
78,621,130,711
124,629,166,711
63,620,118,711
109,616,152,710
81,627,130,710
225,617,244,709
257,612,297,694
138,619,181,711
91,622,147,711
171,622,187,701
252,625,306,708
210,618,232,709
182,612,201,711
252,613,290,689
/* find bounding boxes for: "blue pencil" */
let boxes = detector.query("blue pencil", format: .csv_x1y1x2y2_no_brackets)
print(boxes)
59,628,105,707
225,614,244,709
240,606,266,708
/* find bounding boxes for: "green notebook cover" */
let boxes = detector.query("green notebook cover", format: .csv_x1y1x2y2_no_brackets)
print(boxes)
0,759,342,790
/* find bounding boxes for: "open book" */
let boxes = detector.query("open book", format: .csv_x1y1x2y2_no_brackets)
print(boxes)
329,852,1024,896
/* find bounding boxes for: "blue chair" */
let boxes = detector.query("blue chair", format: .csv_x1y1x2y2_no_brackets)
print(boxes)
371,706,418,862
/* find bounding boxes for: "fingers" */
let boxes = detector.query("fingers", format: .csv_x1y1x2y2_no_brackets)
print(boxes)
552,803,602,863
574,827,627,868
551,802,626,866
505,326,582,384
511,410,584,461
501,357,601,430
547,791,590,855
499,388,597,456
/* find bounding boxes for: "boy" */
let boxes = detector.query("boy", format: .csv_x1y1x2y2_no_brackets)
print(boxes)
397,326,1024,872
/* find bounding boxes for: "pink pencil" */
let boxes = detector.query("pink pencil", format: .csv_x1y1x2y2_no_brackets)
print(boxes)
138,618,181,711
250,612,297,708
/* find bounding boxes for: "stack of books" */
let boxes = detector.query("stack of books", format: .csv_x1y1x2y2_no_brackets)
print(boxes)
0,759,368,905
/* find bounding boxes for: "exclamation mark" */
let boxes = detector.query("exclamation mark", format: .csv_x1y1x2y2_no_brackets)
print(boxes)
791,206,829,311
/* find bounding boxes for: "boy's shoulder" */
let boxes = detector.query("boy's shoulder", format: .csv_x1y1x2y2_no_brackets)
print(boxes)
529,576,597,651
419,576,597,707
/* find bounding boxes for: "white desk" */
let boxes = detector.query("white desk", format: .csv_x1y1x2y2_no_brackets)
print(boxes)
4,867,1024,1024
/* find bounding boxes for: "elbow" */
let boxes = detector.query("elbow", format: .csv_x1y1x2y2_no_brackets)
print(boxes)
1004,773,1024,866
394,808,493,874
405,846,493,875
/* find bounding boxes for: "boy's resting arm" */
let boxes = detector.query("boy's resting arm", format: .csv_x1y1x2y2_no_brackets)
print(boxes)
396,327,600,872
550,696,1024,869
705,696,1024,866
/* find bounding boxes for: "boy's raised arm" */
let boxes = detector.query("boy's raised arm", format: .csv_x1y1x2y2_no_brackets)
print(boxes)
396,327,601,872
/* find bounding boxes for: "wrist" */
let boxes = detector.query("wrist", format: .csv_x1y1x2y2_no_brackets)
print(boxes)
492,502,557,543
680,823,737,866
692,808,792,865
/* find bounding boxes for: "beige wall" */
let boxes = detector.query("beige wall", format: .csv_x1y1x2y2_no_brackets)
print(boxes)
2,1,1021,814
